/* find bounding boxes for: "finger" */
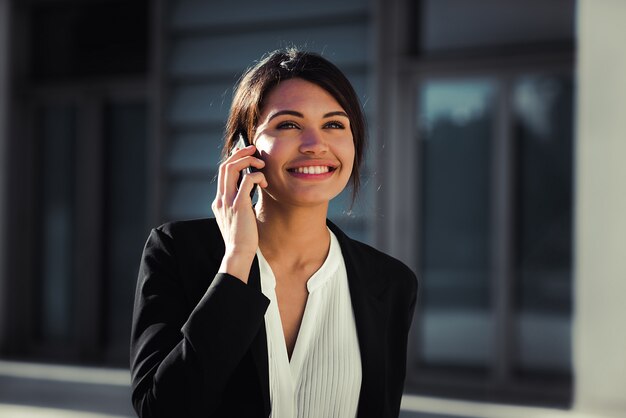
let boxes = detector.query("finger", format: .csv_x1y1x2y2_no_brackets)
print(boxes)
227,145,257,161
227,155,265,175
233,172,268,207
217,159,227,199
217,145,258,198
223,156,265,204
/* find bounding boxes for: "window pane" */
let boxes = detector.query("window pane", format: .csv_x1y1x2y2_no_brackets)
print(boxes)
168,83,233,126
38,105,76,342
170,0,367,29
104,101,149,363
166,177,217,220
31,0,148,80
416,80,494,369
418,0,574,53
168,24,368,77
512,75,573,376
167,130,223,172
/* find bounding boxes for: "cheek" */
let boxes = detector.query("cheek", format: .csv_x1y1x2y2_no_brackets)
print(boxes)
340,139,356,172
255,137,283,173
254,135,272,154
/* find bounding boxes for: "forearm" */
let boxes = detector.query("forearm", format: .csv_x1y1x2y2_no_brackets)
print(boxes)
131,274,269,416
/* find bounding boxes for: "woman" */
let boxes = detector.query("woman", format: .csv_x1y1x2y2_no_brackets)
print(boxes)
130,48,417,418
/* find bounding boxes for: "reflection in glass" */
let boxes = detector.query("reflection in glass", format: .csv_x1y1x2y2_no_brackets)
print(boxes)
104,102,148,362
512,76,573,376
418,0,574,53
39,105,76,342
166,178,217,220
417,80,495,369
167,131,223,172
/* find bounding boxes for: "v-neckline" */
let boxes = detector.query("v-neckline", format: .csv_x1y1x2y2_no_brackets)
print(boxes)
257,249,309,371
257,231,339,376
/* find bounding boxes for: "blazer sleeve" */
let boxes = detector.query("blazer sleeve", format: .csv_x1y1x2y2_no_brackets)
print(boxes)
130,228,270,417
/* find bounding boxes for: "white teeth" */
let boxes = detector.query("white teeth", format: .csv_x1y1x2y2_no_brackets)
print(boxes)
294,166,330,174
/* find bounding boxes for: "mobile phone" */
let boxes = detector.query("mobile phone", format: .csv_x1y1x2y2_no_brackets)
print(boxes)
232,132,259,199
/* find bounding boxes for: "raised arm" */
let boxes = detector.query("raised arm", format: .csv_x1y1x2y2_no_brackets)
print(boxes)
130,227,269,417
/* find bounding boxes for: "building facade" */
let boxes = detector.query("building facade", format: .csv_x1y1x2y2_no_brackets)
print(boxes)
0,0,625,417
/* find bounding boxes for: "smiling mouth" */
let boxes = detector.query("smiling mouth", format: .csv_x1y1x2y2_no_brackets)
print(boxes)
287,165,337,175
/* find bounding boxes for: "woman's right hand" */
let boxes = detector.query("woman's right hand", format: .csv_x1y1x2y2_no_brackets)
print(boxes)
211,145,267,283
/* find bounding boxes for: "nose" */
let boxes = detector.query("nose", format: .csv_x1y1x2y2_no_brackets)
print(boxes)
298,128,328,155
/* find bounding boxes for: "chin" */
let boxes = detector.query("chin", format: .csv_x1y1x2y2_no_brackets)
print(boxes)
265,187,343,208
288,193,336,207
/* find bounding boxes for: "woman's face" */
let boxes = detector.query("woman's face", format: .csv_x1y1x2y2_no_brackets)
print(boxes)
253,78,355,208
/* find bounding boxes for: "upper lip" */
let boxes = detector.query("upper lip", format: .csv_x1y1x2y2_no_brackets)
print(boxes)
285,159,339,170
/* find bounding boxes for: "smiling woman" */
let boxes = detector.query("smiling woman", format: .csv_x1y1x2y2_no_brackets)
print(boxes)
130,49,417,418
223,49,366,203
252,78,355,208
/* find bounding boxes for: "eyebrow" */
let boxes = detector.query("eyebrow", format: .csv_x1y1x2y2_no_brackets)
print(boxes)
267,110,349,122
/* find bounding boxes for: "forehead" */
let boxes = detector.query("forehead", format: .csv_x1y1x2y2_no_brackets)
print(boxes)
261,78,344,114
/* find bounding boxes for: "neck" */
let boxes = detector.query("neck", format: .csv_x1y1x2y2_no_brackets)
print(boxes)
255,194,330,264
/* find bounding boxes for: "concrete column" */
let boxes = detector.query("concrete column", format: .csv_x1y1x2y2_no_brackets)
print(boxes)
575,1,626,417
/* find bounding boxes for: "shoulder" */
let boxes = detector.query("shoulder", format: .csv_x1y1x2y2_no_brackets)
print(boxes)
155,217,220,241
139,218,225,300
148,217,224,261
328,221,417,293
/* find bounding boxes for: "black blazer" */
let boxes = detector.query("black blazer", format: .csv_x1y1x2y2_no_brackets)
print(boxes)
130,218,417,418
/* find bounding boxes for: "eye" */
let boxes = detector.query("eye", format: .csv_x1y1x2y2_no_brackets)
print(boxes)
324,120,345,129
277,121,300,129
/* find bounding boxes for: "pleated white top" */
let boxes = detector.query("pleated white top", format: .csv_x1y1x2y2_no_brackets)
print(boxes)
257,230,362,418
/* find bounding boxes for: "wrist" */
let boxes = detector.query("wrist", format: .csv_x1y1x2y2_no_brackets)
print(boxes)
219,249,256,284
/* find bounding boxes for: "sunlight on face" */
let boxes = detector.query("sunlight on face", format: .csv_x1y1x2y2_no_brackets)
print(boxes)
254,78,355,208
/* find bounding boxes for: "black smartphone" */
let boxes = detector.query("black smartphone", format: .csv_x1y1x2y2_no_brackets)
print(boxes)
232,132,259,199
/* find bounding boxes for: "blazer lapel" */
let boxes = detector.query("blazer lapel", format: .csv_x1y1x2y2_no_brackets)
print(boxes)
328,221,389,418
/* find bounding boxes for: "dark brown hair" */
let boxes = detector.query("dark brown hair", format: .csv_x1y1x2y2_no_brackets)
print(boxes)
223,48,366,199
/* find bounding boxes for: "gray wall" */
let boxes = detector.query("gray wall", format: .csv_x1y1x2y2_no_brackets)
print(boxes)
575,0,626,416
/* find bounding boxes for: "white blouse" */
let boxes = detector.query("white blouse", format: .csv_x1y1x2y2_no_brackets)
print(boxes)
257,230,362,418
